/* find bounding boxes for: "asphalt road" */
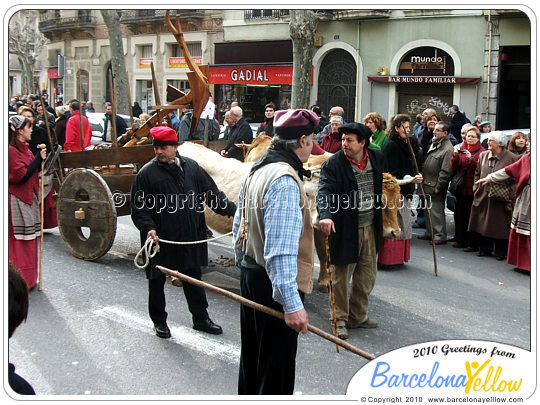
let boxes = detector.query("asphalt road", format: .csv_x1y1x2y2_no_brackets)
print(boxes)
7,212,531,397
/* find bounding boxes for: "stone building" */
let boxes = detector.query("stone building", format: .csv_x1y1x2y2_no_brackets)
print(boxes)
8,8,531,129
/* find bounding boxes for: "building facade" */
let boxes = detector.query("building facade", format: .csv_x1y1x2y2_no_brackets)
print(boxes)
8,8,531,130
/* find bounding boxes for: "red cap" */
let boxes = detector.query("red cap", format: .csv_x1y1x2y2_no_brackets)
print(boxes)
150,126,178,146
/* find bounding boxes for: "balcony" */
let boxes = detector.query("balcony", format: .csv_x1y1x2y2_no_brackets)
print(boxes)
38,14,98,33
119,9,205,23
244,10,289,20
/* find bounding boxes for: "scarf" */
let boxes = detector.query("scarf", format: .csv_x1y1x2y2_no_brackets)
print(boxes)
345,150,370,171
250,146,311,180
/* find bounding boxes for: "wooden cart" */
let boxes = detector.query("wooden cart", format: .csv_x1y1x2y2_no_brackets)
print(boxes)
53,10,225,260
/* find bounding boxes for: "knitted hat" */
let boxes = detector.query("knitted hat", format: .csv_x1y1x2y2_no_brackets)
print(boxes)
338,122,372,145
273,109,319,139
9,115,27,132
151,126,178,146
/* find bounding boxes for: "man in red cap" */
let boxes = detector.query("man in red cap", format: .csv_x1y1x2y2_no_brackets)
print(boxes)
233,108,318,394
317,121,384,340
130,126,237,338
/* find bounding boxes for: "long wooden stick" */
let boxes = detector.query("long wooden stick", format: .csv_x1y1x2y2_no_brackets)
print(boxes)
35,86,54,151
326,238,339,353
38,160,45,291
108,70,118,147
405,137,438,276
156,265,375,360
126,75,134,128
78,74,85,150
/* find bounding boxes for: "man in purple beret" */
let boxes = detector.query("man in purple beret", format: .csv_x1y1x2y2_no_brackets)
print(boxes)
233,108,318,394
317,121,384,340
130,126,237,339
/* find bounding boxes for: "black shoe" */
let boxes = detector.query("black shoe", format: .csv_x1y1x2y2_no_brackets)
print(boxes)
153,323,171,339
477,251,493,257
193,318,223,335
496,255,506,261
206,227,214,238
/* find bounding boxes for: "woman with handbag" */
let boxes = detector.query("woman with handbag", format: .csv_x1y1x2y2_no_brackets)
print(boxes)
468,132,518,260
475,152,530,271
449,127,484,250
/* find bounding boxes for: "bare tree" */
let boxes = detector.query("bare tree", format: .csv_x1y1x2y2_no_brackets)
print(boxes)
8,10,46,94
289,10,318,109
100,10,129,115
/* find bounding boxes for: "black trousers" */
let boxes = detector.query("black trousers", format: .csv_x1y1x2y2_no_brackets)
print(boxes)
238,264,302,395
479,236,508,258
453,194,479,248
148,268,209,325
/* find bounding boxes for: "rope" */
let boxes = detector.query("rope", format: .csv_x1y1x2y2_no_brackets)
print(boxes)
134,232,233,269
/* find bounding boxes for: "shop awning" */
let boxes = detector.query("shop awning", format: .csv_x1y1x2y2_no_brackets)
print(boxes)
367,75,481,84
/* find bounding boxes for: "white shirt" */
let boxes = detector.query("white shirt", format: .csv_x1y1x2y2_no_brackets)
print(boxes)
200,99,215,120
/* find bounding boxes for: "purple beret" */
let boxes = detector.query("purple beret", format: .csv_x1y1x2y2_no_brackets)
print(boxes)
273,109,320,139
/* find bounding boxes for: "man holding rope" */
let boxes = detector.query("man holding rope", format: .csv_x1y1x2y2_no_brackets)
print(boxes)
233,109,318,395
130,126,236,338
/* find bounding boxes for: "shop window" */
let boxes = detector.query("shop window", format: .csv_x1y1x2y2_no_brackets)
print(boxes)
167,79,190,93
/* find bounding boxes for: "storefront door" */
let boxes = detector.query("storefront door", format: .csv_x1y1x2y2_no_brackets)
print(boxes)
317,49,357,121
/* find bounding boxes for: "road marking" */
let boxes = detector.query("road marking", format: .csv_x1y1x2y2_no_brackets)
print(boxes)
93,305,240,364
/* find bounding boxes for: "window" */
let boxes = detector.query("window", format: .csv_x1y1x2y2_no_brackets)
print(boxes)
170,42,202,58
141,45,153,58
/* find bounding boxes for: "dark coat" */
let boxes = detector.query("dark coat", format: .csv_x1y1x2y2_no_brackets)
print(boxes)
130,153,236,279
225,118,252,161
102,114,128,141
317,149,383,265
451,110,467,142
28,124,54,155
382,136,417,199
55,115,68,147
256,117,274,136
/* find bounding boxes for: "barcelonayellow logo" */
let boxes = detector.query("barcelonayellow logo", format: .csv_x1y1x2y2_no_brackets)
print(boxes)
347,340,532,399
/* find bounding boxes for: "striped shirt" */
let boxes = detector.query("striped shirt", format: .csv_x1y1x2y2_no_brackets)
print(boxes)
233,175,303,313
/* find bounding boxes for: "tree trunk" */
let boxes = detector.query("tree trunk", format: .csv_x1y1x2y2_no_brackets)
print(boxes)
289,10,318,109
100,10,129,115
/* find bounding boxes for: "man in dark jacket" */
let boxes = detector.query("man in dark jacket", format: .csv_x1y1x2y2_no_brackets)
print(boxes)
450,105,467,143
317,122,383,340
130,126,237,338
102,102,127,141
220,106,253,161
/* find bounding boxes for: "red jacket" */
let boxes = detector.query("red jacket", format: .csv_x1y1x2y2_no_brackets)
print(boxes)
450,141,484,195
9,140,39,205
64,112,92,151
320,131,342,153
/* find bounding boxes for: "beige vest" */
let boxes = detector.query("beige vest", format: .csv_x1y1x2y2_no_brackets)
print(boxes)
235,162,314,294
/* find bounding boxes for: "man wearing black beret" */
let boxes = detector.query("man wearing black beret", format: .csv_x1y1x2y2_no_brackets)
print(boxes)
317,121,384,340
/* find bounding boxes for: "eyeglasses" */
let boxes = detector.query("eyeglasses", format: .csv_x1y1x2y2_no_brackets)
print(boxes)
433,129,445,133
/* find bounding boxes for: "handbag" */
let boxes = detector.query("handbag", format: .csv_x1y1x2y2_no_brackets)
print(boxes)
448,170,466,194
488,182,512,202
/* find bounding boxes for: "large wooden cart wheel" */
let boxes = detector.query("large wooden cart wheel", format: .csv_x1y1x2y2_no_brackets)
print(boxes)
57,169,117,260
